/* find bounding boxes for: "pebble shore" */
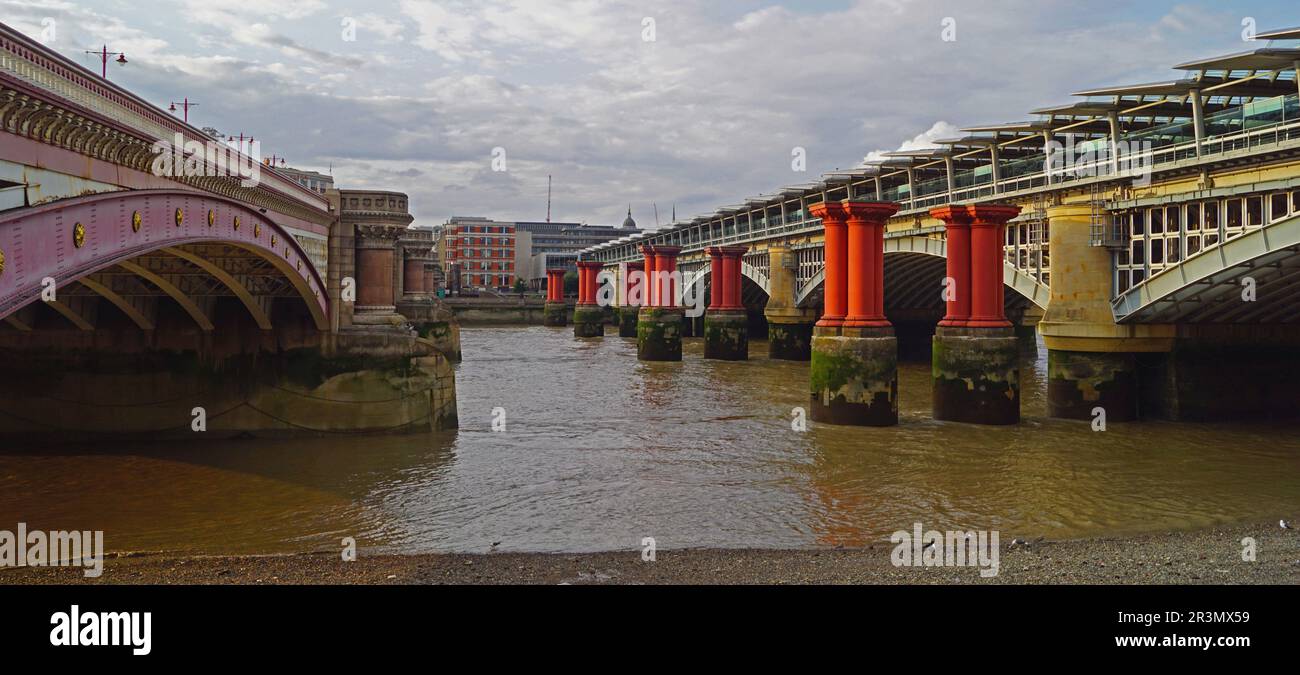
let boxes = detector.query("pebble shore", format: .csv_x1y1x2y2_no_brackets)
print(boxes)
4,521,1298,585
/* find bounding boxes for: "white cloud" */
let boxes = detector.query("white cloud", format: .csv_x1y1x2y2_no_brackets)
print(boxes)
862,121,962,165
0,0,1252,228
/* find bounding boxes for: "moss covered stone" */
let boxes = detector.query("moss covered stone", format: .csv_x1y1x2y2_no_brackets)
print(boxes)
703,311,748,360
768,321,813,361
573,305,605,338
543,301,568,327
932,331,1020,425
1047,350,1137,422
809,335,897,426
637,307,683,361
618,307,640,337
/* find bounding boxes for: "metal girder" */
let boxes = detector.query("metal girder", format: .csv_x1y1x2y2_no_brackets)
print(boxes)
163,246,272,330
117,260,215,331
1113,214,1300,323
77,275,155,330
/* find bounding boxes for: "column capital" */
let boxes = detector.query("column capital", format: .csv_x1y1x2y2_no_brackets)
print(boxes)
576,260,604,270
809,200,848,222
652,245,682,256
840,200,900,223
356,223,403,248
403,244,433,260
930,204,1021,226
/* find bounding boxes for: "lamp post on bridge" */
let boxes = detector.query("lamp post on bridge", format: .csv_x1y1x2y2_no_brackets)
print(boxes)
84,46,126,80
168,98,197,124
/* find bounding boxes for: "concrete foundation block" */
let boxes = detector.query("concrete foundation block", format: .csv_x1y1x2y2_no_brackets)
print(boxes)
637,307,684,361
809,331,897,426
932,327,1020,425
543,301,568,327
618,306,640,337
768,321,813,361
1047,349,1137,422
703,310,748,361
573,305,604,338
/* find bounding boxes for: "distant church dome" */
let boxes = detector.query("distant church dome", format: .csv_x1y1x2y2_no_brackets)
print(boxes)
622,206,636,229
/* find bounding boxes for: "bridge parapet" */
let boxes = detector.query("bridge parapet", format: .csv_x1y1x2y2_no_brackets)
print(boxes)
0,23,329,219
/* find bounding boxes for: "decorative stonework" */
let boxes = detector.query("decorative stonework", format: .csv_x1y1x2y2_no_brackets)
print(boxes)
356,223,404,249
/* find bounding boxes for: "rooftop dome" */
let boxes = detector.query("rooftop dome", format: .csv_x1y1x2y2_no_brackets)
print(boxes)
622,205,636,229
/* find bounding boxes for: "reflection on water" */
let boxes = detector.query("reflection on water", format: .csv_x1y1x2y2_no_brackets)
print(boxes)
2,325,1299,554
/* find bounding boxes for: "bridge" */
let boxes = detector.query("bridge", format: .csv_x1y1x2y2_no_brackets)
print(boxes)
0,22,457,438
575,25,1300,425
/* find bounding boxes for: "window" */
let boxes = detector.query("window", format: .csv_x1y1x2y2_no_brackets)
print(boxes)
1205,233,1219,247
1226,199,1242,229
1166,238,1180,263
1132,269,1145,284
1271,193,1289,222
1205,200,1219,231
1246,195,1264,227
1149,208,1164,235
1293,191,1300,213
1150,239,1164,264
1132,211,1145,236
1187,236,1200,255
1186,203,1201,231
1131,240,1145,265
1166,206,1181,233
1118,270,1131,294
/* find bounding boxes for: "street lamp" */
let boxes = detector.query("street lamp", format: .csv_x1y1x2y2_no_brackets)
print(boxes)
168,98,198,124
84,46,126,80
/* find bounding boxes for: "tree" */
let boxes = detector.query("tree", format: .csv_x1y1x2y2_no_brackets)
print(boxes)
563,270,579,296
513,279,527,296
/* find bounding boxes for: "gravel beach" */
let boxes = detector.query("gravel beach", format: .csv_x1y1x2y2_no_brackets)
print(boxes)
4,521,1299,585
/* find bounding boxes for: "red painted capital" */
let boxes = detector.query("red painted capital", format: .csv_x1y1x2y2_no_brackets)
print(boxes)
968,204,1022,226
841,200,899,224
808,201,847,222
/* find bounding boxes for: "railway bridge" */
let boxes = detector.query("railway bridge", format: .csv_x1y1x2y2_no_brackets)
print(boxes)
577,26,1300,425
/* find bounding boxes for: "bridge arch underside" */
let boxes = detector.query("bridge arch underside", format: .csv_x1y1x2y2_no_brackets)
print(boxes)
0,242,323,346
0,190,329,351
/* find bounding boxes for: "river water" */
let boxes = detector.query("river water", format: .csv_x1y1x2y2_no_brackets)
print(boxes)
2,325,1299,555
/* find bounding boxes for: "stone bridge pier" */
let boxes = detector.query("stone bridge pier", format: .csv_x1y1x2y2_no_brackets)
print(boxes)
544,268,568,327
703,246,750,360
809,200,901,426
764,243,817,360
574,261,605,337
930,205,1023,426
638,245,684,361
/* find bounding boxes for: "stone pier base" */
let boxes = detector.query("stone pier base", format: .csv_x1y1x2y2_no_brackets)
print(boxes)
703,310,748,361
809,327,897,426
543,301,568,327
932,327,1020,425
618,307,640,337
0,329,458,440
768,320,813,361
637,307,684,361
573,305,604,338
1047,350,1137,422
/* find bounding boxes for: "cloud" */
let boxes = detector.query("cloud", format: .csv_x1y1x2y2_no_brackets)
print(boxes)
1,0,1254,230
862,121,963,165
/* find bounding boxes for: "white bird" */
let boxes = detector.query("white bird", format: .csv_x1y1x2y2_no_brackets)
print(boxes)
1281,520,1293,530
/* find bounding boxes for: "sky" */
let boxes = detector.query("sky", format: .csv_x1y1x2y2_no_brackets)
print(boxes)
2,0,1297,228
